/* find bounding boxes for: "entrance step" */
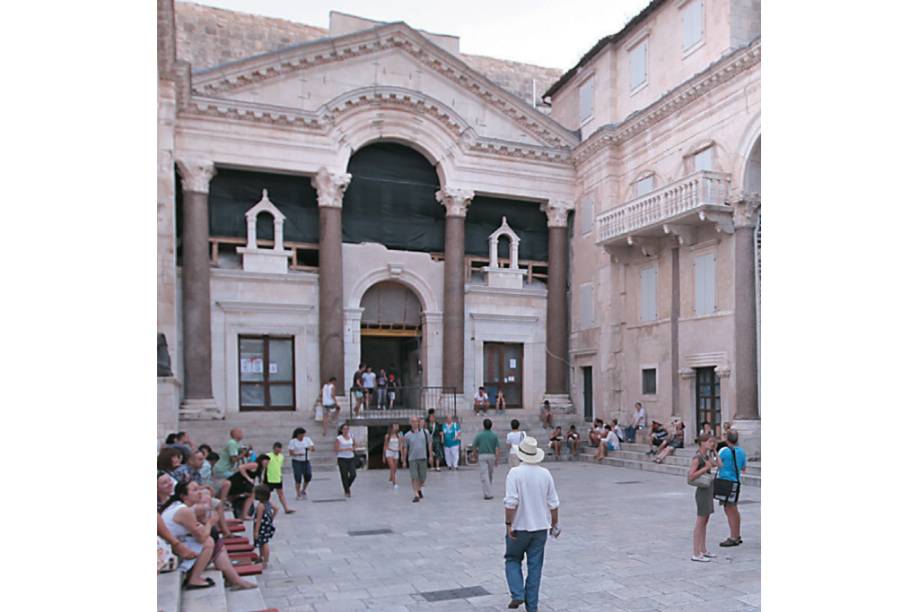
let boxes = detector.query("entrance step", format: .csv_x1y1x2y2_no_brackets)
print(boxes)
180,569,228,612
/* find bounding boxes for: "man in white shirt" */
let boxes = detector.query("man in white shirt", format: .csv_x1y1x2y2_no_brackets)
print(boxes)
625,401,646,442
361,367,377,410
503,437,560,611
321,376,339,437
506,419,526,468
473,387,489,415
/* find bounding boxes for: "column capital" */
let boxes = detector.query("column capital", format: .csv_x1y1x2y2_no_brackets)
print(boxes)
176,158,216,194
541,200,573,228
436,187,475,218
730,192,761,229
311,167,352,208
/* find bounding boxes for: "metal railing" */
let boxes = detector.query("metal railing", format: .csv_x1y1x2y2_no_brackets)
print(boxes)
347,386,458,422
596,170,732,244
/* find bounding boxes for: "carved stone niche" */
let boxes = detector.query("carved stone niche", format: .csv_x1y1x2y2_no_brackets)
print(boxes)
236,189,293,274
484,216,526,289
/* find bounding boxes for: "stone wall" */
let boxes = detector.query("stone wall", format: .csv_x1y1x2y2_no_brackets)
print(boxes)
174,2,561,106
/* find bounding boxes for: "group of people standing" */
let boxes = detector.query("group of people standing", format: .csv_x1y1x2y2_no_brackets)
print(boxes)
350,363,399,415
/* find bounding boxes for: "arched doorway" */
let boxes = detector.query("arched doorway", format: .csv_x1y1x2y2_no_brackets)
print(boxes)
359,281,423,409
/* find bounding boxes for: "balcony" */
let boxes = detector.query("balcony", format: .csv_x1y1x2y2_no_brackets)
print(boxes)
596,171,734,253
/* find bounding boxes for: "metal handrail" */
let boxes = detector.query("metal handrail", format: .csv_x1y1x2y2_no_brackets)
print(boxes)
347,385,458,421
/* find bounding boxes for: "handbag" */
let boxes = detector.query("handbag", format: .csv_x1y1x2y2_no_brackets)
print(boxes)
314,403,323,422
687,453,713,488
713,447,741,503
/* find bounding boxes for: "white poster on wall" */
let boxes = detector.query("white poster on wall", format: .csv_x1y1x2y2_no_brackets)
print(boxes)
509,358,517,369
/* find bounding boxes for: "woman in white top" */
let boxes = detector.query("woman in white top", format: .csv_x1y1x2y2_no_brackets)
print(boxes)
159,481,257,590
506,419,527,467
382,423,404,489
335,423,357,497
321,376,339,436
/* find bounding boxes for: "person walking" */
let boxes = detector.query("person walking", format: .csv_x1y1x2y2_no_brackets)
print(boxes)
442,414,462,470
403,416,433,502
351,365,365,416
288,427,315,500
506,419,527,468
362,366,377,411
336,423,358,498
503,436,560,611
321,377,339,436
689,432,721,562
383,423,404,489
472,418,501,500
718,429,747,547
266,443,295,514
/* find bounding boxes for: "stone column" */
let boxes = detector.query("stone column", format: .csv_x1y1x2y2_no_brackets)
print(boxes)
670,246,681,417
542,201,573,397
176,159,220,418
312,168,352,387
436,188,474,394
732,195,761,457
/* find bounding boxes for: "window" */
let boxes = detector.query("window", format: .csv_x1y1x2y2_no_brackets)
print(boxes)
694,252,717,315
635,175,655,197
682,0,705,51
579,283,594,328
580,198,594,234
642,368,657,395
629,39,648,91
238,335,295,410
693,146,714,171
639,265,657,322
579,77,594,124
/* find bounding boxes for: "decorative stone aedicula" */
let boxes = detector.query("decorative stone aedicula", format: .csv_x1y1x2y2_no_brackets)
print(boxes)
484,216,525,289
236,189,293,274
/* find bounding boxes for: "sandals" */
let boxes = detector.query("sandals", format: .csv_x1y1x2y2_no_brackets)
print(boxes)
184,577,215,590
719,537,742,547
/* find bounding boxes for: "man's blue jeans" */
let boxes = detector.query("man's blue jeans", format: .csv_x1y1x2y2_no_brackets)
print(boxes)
625,425,637,442
504,529,547,611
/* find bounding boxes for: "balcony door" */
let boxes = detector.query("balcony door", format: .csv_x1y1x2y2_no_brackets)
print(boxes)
484,342,523,408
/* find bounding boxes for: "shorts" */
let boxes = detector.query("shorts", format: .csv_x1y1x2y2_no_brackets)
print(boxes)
606,442,616,451
387,391,396,400
292,459,312,484
652,437,665,447
353,390,363,398
323,403,338,412
385,449,400,460
267,481,283,490
409,459,428,482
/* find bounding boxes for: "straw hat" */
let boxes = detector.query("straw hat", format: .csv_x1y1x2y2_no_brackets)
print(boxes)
515,436,545,464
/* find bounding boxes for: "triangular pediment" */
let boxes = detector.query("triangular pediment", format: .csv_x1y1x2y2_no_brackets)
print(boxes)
189,22,577,149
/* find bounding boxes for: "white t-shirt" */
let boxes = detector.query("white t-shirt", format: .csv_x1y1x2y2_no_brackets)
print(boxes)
506,431,526,450
322,383,335,405
289,437,314,461
336,434,355,458
613,424,625,441
604,431,620,450
361,372,376,389
475,391,489,403
503,464,560,532
633,408,646,428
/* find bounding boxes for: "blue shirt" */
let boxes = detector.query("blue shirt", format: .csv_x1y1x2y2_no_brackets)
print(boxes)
443,423,461,447
718,446,747,481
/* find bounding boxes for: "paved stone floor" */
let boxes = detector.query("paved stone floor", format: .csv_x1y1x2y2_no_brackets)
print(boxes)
255,460,760,611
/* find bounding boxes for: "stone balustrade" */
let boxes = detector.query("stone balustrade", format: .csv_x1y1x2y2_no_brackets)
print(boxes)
596,170,732,245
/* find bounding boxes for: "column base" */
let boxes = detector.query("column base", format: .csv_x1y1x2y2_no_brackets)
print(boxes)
179,397,223,420
543,394,575,414
731,419,761,461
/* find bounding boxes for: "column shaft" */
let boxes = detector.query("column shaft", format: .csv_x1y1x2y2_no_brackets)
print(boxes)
442,215,466,391
670,247,681,417
546,225,568,394
319,205,345,385
734,224,759,419
181,189,214,399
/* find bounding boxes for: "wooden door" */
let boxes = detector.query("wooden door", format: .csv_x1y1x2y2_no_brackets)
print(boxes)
484,342,523,408
695,367,721,434
582,366,593,420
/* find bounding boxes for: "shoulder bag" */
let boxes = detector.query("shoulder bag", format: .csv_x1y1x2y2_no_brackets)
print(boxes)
713,447,741,503
687,454,713,488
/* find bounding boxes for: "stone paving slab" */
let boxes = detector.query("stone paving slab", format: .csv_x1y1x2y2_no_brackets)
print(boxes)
255,461,760,610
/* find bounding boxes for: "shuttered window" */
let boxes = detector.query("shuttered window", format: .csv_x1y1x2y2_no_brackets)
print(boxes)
629,40,648,91
579,283,594,329
635,175,654,197
580,198,594,234
694,252,716,315
693,147,714,171
639,265,657,322
682,0,704,51
579,78,594,124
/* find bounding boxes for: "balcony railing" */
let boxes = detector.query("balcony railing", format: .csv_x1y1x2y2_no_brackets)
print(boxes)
596,170,732,245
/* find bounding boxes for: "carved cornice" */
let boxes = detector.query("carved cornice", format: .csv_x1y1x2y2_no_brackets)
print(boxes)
189,24,577,149
541,200,574,228
573,39,761,165
436,187,475,218
311,167,351,208
730,193,761,229
175,158,216,193
182,89,572,164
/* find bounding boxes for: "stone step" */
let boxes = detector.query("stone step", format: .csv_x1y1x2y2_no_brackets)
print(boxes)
157,568,182,612
180,569,228,612
225,576,267,612
574,449,761,487
577,448,761,476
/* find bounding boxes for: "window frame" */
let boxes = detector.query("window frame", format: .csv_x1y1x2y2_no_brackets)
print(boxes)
641,367,658,396
693,250,717,316
639,263,658,322
628,37,649,94
238,334,296,411
579,282,595,330
680,0,705,56
580,196,594,235
633,174,656,198
578,75,595,126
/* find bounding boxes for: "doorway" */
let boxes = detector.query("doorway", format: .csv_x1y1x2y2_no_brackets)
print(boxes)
695,367,722,435
484,342,523,408
582,366,593,420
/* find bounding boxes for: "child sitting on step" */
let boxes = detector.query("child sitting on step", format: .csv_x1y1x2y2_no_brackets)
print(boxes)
252,484,277,568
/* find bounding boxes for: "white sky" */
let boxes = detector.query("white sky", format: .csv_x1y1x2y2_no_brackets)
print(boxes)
187,0,652,69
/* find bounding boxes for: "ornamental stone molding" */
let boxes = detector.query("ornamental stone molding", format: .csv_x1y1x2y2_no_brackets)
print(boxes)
311,167,352,208
573,39,761,165
729,192,762,229
175,158,216,193
187,24,577,149
541,200,574,228
436,188,475,218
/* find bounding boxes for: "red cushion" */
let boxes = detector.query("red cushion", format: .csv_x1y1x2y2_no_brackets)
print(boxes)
228,551,258,561
224,536,249,545
232,563,263,576
225,543,254,552
228,524,245,532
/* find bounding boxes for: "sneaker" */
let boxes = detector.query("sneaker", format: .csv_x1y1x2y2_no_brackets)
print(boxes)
393,483,399,490
412,496,420,503
702,552,717,559
690,555,711,563
418,490,423,499
719,537,741,547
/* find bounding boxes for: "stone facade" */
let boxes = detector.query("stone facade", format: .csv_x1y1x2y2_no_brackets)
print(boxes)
157,0,761,455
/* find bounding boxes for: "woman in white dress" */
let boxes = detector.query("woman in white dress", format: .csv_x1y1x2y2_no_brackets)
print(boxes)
383,423,404,489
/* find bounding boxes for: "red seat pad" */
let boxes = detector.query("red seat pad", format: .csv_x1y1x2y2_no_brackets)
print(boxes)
228,524,245,532
228,551,258,561
224,536,249,545
232,563,263,576
225,543,254,552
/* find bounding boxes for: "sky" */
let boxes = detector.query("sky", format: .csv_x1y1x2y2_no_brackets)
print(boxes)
187,0,652,69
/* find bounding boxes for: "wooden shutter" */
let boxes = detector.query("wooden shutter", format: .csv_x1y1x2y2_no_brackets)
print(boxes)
682,0,704,50
580,283,594,329
580,198,594,234
629,40,647,90
579,78,594,123
694,253,716,315
640,266,657,321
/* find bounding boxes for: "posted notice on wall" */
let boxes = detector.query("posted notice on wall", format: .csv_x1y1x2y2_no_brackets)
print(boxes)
509,358,517,369
240,357,264,374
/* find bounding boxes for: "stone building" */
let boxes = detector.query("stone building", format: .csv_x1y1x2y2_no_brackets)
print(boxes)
157,0,761,456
